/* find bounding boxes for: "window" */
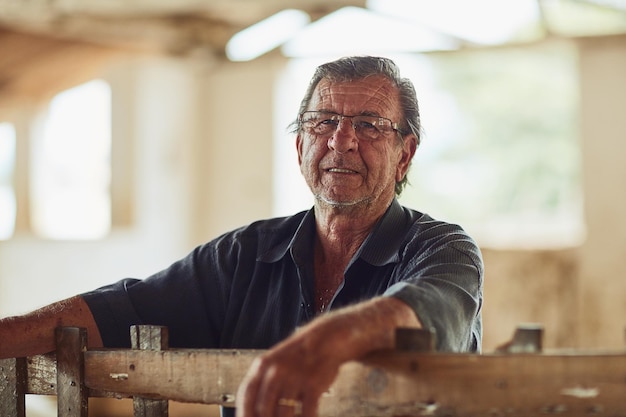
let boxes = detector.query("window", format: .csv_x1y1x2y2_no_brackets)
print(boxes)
399,43,583,248
30,80,112,240
0,122,16,240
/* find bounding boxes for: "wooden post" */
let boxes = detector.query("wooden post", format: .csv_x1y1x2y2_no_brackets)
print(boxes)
55,327,88,417
131,325,169,417
0,357,27,417
496,323,544,353
395,327,435,351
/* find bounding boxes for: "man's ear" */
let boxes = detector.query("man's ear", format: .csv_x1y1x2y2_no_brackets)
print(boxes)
296,134,304,166
396,134,418,182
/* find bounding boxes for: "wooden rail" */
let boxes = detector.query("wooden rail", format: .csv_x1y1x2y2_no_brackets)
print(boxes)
1,325,626,417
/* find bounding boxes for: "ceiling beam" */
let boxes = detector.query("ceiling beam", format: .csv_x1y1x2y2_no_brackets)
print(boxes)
0,0,364,56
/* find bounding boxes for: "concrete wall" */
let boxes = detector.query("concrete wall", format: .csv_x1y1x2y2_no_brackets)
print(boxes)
0,55,279,317
1,56,202,317
578,35,626,350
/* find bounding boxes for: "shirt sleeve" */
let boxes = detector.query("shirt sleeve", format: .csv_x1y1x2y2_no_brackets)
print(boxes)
384,227,483,353
81,278,144,347
81,244,226,348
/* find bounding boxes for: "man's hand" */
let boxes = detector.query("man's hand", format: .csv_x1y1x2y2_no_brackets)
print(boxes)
235,296,421,417
236,329,341,417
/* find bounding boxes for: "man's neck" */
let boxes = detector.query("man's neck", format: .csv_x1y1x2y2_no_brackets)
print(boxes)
313,198,390,262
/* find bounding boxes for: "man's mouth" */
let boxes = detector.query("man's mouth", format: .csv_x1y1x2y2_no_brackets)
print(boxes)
327,168,357,174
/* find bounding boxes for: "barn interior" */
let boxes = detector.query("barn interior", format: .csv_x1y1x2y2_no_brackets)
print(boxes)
1,0,625,415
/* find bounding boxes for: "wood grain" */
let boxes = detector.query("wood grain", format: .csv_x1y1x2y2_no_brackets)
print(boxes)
4,329,626,417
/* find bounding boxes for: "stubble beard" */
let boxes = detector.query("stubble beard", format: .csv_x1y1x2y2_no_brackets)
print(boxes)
313,193,372,210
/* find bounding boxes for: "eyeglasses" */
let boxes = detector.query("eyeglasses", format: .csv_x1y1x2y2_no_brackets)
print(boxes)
299,111,402,142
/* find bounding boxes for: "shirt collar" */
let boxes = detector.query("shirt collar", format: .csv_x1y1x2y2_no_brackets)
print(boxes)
355,198,406,266
258,199,407,267
257,209,315,264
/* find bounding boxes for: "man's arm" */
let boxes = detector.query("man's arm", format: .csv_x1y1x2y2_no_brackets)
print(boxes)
236,296,421,417
0,295,103,359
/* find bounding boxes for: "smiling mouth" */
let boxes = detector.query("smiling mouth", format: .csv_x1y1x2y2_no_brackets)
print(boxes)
327,168,357,174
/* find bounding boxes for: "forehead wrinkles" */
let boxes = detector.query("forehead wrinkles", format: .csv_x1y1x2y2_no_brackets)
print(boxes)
310,77,400,117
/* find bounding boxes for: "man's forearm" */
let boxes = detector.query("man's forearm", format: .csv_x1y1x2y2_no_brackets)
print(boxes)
295,296,422,361
0,295,103,359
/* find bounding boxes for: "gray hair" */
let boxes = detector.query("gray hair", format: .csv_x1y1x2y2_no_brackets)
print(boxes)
291,56,421,195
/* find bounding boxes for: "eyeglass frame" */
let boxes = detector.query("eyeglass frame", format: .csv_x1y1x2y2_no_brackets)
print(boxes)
298,111,406,142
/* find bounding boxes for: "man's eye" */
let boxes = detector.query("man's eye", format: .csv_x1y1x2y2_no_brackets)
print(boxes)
355,121,378,131
319,118,338,126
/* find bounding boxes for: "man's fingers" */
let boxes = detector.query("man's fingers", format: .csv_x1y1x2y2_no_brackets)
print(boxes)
236,346,333,417
276,397,304,417
300,391,319,417
254,363,281,417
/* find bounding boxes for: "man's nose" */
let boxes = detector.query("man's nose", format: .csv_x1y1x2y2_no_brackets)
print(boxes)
327,118,357,153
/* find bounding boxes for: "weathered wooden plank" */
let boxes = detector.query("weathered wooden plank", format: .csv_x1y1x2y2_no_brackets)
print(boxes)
84,349,256,406
55,327,88,417
395,327,435,352
131,325,169,417
83,349,626,416
0,357,26,417
25,353,57,395
22,352,132,399
328,351,626,417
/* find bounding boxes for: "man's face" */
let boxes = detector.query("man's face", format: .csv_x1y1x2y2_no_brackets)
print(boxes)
296,76,416,211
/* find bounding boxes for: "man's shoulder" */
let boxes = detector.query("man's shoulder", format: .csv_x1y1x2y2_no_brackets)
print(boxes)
205,210,310,253
397,203,471,239
396,203,481,261
235,210,309,237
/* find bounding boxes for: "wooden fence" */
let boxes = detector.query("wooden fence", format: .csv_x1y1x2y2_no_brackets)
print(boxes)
1,325,625,417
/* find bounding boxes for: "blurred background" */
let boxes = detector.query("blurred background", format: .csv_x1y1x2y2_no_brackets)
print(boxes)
1,0,625,415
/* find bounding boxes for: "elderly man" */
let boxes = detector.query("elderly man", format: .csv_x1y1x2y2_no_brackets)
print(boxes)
0,56,483,417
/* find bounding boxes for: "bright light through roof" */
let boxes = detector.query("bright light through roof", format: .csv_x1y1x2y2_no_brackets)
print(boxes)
226,9,310,62
281,6,458,58
367,0,540,45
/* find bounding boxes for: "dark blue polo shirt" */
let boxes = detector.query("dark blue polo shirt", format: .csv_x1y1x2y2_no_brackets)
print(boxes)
82,199,483,353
